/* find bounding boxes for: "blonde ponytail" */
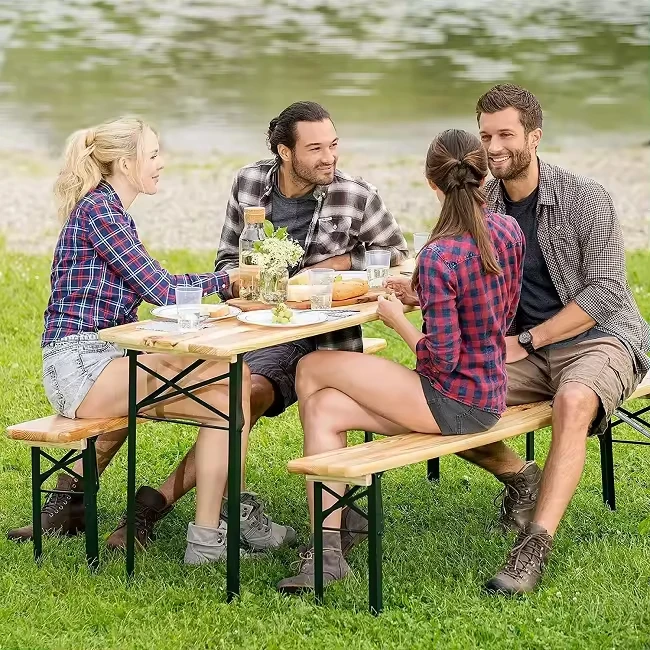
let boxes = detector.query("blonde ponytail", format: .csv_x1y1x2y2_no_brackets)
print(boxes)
53,116,153,224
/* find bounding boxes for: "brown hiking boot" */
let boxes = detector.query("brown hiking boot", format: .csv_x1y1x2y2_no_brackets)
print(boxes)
485,522,553,595
340,505,368,557
277,532,351,594
106,486,172,551
496,462,542,532
7,473,85,542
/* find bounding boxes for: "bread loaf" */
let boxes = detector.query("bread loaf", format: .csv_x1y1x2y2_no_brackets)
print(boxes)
331,278,369,301
202,304,230,318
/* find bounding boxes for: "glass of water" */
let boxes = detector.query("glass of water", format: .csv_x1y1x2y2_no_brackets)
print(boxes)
413,232,429,256
365,250,391,288
175,286,203,332
309,268,335,310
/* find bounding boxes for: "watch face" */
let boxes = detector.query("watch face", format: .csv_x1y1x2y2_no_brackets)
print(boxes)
519,331,532,344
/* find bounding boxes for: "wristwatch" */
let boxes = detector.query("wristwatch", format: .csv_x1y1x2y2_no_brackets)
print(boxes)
517,330,536,355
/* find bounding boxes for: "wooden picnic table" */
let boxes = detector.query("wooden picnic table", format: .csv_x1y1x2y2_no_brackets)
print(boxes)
98,259,415,600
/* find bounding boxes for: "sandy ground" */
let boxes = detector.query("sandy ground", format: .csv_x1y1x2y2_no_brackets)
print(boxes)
1,146,648,256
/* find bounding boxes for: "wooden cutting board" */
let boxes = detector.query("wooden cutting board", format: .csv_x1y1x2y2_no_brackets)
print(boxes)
228,288,386,312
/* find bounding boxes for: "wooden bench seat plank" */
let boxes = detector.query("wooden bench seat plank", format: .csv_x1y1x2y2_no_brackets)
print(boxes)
628,371,650,401
362,338,387,355
288,401,552,479
7,415,130,444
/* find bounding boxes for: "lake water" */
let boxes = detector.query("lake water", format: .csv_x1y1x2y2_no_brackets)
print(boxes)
0,0,647,155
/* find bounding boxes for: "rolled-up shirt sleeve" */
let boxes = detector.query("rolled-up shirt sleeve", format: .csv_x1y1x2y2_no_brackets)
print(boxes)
415,247,461,376
87,201,229,306
573,182,627,323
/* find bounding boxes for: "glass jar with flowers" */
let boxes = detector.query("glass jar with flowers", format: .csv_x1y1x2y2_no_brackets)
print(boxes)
253,221,304,304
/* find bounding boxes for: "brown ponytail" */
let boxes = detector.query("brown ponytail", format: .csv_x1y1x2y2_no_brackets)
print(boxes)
412,129,500,289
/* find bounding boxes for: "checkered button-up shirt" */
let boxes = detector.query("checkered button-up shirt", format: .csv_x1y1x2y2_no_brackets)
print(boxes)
215,158,408,351
43,180,230,345
416,211,525,414
486,158,650,376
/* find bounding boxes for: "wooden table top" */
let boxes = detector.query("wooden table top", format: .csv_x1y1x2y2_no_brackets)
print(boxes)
99,259,416,361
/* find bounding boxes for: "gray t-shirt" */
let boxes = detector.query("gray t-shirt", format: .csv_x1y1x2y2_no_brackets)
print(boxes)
270,183,316,251
504,184,605,349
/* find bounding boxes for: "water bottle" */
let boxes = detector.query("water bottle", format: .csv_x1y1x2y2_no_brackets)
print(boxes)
238,206,266,300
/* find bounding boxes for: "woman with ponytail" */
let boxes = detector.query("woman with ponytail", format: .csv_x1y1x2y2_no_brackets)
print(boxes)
7,117,293,566
278,129,525,593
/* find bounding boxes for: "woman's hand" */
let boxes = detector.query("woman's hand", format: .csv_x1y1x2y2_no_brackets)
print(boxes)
384,275,419,306
377,293,407,330
226,268,240,297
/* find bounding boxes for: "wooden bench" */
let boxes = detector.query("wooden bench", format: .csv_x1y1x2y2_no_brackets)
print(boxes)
6,415,130,569
5,337,386,569
287,371,650,614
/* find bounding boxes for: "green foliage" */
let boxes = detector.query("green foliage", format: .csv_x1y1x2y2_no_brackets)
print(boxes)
1,246,649,649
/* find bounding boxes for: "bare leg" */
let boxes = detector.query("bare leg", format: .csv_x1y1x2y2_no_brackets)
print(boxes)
75,353,252,527
457,442,525,476
533,382,597,535
295,351,442,532
155,373,275,504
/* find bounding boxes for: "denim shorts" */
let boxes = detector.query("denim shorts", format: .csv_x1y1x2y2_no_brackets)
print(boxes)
418,374,500,435
42,332,126,418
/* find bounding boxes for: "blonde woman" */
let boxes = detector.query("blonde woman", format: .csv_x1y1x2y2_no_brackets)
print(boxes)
7,117,295,563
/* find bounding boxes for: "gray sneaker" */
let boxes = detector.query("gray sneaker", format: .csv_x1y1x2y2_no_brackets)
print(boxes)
184,521,227,565
221,492,297,552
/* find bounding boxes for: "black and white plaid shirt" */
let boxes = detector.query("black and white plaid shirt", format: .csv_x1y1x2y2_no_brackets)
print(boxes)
215,158,408,351
486,158,650,376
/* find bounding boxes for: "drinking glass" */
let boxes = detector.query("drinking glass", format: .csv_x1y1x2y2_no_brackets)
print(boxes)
309,268,335,310
175,286,203,331
365,250,391,288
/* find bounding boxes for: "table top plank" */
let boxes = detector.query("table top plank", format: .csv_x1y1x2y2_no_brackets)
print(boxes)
99,260,417,359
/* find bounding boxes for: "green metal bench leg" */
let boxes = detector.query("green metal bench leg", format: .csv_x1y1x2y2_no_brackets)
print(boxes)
82,437,99,570
599,424,615,510
526,431,535,461
368,473,384,615
364,431,373,443
427,458,440,481
314,481,324,604
31,447,42,563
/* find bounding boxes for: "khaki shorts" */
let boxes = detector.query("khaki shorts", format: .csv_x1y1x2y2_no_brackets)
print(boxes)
506,336,641,436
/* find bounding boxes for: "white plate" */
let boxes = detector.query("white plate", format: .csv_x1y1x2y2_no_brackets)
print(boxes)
237,309,328,328
151,304,241,322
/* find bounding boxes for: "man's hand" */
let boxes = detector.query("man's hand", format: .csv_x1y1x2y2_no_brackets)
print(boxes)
384,275,419,306
505,335,529,364
377,293,407,330
306,253,352,272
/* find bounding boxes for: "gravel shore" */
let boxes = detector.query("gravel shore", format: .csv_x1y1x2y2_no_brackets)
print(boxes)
1,146,648,256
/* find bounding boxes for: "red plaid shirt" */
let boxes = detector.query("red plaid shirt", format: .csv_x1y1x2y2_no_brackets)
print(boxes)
43,180,230,345
416,211,524,414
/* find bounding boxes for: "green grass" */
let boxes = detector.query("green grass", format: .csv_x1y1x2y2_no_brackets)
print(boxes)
1,246,650,650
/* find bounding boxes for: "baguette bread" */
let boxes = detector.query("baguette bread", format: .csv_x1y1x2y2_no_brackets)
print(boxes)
331,278,369,301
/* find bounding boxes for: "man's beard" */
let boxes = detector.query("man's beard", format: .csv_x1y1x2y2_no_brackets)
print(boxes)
489,146,531,181
290,155,336,188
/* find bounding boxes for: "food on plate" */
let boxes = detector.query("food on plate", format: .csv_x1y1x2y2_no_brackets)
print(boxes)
200,304,230,319
271,303,293,324
288,272,309,285
331,277,369,301
286,283,312,302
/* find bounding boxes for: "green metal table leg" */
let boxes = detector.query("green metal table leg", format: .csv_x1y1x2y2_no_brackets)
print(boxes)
31,447,42,563
126,349,138,578
314,481,324,603
227,355,244,602
368,473,384,615
82,437,99,570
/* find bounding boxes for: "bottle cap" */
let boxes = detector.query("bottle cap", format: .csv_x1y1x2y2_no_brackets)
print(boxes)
243,207,266,223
